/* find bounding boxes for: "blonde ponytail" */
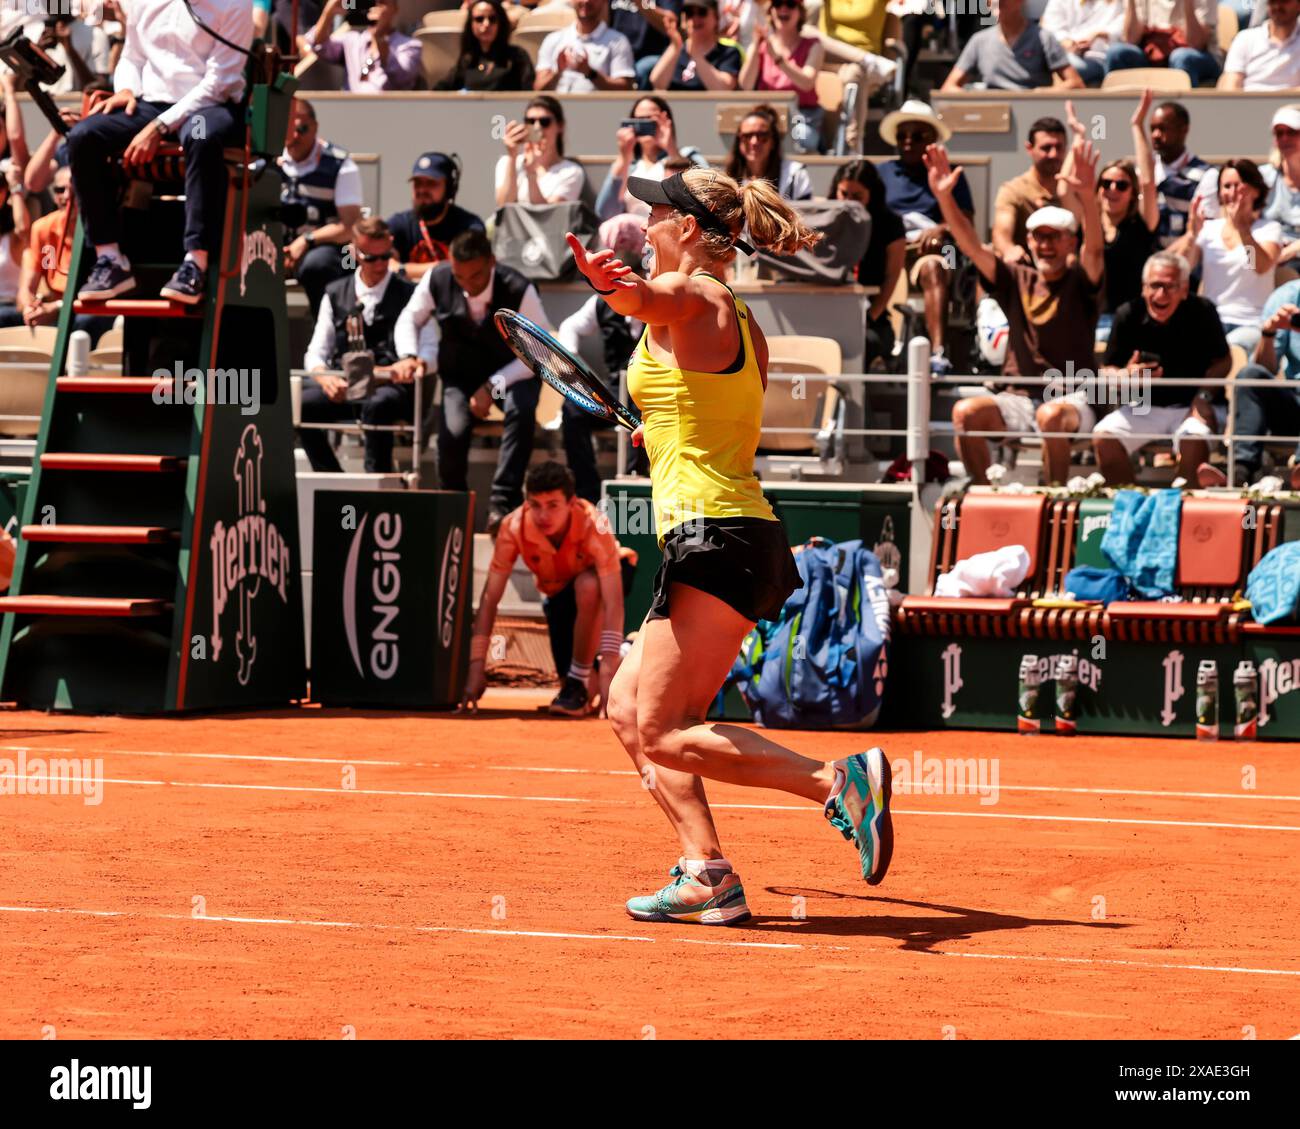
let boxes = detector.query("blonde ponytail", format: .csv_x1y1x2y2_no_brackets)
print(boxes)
739,178,822,257
679,167,822,261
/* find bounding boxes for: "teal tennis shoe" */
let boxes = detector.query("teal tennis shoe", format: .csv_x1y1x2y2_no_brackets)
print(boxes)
824,748,894,885
626,863,752,925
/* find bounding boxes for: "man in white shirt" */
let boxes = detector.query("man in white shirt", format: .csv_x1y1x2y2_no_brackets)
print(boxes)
1041,0,1125,85
1219,0,1300,90
278,97,365,317
299,217,437,474
70,0,253,305
535,0,635,93
392,228,553,526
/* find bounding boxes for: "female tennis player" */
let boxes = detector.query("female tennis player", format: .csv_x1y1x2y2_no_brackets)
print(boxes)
565,169,893,927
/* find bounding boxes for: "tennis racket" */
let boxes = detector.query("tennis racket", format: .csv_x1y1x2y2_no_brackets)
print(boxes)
494,309,641,433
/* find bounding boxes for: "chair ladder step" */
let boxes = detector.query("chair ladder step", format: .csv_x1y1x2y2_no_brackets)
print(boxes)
21,524,179,545
0,595,171,617
56,377,170,394
40,453,187,473
72,298,199,318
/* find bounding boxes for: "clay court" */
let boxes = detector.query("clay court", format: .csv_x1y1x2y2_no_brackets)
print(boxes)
2,692,1297,1041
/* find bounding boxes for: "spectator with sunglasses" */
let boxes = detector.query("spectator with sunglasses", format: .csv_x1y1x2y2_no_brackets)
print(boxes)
535,0,636,93
436,0,535,91
495,95,586,207
724,104,813,201
279,97,364,318
14,165,110,344
302,0,420,92
1095,92,1159,337
739,0,825,155
651,0,742,91
299,217,435,475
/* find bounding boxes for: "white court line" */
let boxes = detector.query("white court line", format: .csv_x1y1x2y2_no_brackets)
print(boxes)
13,746,1300,804
0,903,1296,974
10,773,1300,832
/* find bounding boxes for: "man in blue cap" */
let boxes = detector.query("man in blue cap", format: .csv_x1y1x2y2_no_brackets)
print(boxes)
385,152,485,282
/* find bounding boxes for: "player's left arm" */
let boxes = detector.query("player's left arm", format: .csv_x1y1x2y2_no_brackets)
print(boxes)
748,311,769,391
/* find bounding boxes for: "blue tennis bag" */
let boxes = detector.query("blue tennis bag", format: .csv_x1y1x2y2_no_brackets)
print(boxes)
729,538,892,729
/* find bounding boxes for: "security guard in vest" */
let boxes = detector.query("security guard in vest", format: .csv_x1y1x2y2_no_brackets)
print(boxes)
299,217,437,473
278,96,363,316
392,228,553,530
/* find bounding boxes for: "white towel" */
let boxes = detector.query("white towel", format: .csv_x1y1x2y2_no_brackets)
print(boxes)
933,545,1032,599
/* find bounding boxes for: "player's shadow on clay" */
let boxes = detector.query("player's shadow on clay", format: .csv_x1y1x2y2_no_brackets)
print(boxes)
753,887,1129,951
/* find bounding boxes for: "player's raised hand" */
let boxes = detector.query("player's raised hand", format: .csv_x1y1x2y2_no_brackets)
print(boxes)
566,233,636,292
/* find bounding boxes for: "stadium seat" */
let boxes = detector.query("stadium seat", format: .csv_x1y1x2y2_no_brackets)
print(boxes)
518,6,576,31
420,10,466,30
415,27,460,87
1216,4,1240,57
759,358,842,454
0,361,48,438
895,492,1059,638
0,325,58,352
404,0,460,31
1100,67,1192,93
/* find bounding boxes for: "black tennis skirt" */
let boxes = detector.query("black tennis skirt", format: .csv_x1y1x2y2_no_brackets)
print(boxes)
647,516,803,624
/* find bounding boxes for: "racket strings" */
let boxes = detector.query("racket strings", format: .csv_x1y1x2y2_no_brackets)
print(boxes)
506,322,610,418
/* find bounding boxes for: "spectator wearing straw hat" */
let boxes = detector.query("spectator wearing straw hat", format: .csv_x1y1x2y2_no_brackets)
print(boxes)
926,140,1106,487
877,100,974,375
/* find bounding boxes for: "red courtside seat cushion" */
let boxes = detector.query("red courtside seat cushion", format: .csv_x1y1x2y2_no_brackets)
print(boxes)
1176,497,1249,588
951,493,1048,580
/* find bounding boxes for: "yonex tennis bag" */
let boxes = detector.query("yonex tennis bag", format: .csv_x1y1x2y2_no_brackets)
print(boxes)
731,538,891,729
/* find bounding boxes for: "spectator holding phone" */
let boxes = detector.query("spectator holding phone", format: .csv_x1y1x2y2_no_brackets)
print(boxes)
536,0,636,92
302,0,420,92
437,0,535,91
495,95,586,207
596,95,705,221
739,0,825,155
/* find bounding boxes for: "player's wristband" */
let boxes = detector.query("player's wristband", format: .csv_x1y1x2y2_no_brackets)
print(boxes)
1262,330,1277,338
582,274,616,296
470,635,489,662
599,630,623,656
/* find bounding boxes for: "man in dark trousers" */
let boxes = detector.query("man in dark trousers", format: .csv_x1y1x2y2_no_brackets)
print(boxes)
299,217,437,473
70,0,253,304
278,97,364,316
392,228,552,530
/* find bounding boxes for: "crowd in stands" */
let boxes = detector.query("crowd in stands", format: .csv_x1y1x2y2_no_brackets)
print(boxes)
2,0,1300,517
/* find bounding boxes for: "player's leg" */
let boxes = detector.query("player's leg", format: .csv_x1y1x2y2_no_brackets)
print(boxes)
607,628,727,860
608,628,749,924
634,584,834,803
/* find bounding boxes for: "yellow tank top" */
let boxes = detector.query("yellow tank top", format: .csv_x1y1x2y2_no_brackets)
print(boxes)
626,273,775,541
